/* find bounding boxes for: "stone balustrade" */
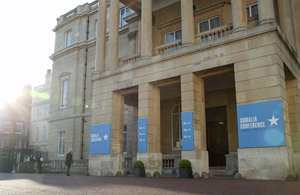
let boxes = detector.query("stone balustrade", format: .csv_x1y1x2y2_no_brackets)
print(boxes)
154,40,182,56
120,53,141,65
196,24,233,44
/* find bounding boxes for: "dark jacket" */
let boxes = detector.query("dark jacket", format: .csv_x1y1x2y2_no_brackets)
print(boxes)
65,152,73,166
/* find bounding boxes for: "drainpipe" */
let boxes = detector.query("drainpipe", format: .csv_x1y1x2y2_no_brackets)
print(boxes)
81,17,89,159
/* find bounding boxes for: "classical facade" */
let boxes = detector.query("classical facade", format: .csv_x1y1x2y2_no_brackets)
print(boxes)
30,69,51,152
88,0,300,181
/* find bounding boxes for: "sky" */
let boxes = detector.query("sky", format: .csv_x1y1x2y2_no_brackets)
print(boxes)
0,0,94,108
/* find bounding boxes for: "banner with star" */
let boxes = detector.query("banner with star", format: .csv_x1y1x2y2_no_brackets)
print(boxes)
237,99,285,148
89,123,111,155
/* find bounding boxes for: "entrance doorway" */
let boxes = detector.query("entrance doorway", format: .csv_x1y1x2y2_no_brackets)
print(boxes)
206,106,228,167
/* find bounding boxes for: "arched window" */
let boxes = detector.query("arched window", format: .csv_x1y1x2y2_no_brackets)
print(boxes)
172,103,181,150
34,127,39,142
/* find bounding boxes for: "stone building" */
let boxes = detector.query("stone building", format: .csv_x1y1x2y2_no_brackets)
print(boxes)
0,86,32,172
30,69,51,152
88,0,300,181
48,0,138,173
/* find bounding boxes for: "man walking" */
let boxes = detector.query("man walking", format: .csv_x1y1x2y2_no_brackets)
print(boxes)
65,149,73,176
37,153,43,174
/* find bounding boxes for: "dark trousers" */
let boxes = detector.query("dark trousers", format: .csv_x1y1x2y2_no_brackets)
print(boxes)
38,163,42,174
67,165,71,174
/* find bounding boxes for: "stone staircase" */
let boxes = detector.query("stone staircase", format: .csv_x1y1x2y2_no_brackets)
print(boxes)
209,167,236,179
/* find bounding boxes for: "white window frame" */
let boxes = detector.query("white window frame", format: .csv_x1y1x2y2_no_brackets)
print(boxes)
171,103,182,150
3,139,9,149
65,30,72,47
15,139,21,149
16,123,23,134
60,80,69,108
246,3,258,18
3,121,11,133
165,29,182,44
198,16,220,33
58,132,65,156
120,7,130,27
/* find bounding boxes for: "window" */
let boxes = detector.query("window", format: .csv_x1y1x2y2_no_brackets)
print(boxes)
37,108,42,119
65,30,72,47
172,103,182,149
58,132,65,156
123,125,127,154
246,4,258,18
198,16,220,33
16,123,23,134
60,80,69,108
3,139,9,149
165,29,182,43
34,127,39,142
95,20,98,37
39,129,43,142
44,106,48,118
120,7,131,27
15,139,21,149
3,121,11,133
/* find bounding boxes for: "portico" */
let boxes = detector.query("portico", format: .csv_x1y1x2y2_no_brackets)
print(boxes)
90,0,300,180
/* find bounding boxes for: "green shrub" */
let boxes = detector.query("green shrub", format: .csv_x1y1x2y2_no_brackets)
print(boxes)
179,159,192,168
133,160,144,168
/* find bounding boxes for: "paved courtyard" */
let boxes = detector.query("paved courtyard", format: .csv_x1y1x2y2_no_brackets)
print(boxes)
0,173,299,194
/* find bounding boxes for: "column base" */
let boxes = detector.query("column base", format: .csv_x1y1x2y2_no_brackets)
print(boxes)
259,18,276,25
181,150,209,175
238,147,294,180
232,26,248,33
292,152,300,177
182,42,194,48
89,154,124,176
137,152,162,176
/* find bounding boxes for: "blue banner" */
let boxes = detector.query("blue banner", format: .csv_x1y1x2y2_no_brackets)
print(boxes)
138,118,148,153
181,112,194,151
89,123,111,155
237,99,285,148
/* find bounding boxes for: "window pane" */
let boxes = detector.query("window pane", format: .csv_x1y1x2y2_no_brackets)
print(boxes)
166,33,174,43
210,17,220,29
61,80,68,107
59,132,65,155
251,5,258,17
175,30,182,41
246,7,250,18
199,21,209,32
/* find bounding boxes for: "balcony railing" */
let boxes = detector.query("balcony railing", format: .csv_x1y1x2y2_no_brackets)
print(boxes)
154,40,182,56
196,24,233,44
120,53,141,65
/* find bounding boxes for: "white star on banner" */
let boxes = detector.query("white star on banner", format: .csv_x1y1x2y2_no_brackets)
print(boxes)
103,133,109,140
268,115,279,126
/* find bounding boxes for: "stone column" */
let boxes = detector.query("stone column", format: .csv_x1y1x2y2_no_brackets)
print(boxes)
88,90,125,176
137,83,162,176
180,73,209,175
231,0,248,33
95,0,107,72
141,0,152,59
181,0,195,47
286,79,300,177
278,0,296,50
107,0,119,69
234,55,293,180
257,0,275,25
